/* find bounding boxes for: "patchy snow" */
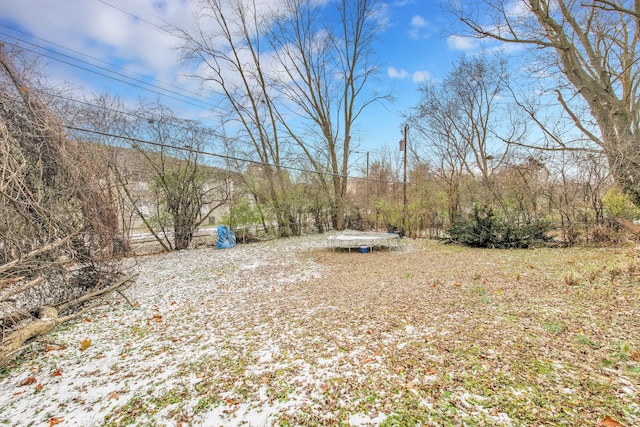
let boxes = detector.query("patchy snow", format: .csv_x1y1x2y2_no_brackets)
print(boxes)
0,235,330,426
1,235,639,426
1,234,411,426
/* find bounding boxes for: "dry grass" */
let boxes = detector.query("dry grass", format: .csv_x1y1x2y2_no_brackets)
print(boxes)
286,241,640,426
1,236,639,426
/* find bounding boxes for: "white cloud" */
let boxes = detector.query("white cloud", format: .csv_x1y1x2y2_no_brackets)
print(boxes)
392,0,415,6
409,14,431,39
506,0,532,19
412,70,431,83
387,67,431,84
388,67,409,79
447,34,479,51
0,0,197,81
410,15,427,28
371,2,391,29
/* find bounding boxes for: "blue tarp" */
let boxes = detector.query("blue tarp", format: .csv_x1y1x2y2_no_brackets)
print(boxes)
216,225,236,249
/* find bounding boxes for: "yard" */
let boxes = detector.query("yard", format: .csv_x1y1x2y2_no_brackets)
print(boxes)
1,235,639,426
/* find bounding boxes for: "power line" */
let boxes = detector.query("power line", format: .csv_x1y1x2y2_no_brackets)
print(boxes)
0,22,206,103
65,125,405,185
1,16,393,161
41,89,226,140
0,9,399,174
0,31,218,110
43,88,382,177
96,0,167,32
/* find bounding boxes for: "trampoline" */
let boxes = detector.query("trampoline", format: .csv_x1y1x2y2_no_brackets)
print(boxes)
327,230,402,252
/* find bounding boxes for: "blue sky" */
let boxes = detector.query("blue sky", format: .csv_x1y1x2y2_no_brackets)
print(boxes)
0,0,477,157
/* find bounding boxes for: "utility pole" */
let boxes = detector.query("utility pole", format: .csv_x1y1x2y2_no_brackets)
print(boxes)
399,125,408,231
403,125,407,211
365,151,369,218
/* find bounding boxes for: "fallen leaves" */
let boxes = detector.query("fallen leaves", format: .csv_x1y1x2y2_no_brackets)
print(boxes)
19,377,37,386
598,415,623,427
44,344,66,353
2,237,639,426
49,417,64,427
148,313,163,323
80,339,92,351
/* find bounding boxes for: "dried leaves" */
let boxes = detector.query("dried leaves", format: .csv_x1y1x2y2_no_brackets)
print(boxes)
79,339,92,352
598,416,623,427
3,237,640,426
19,377,36,387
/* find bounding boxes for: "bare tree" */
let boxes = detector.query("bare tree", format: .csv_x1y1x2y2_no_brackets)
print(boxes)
495,155,551,223
408,54,523,219
175,0,294,236
129,104,229,251
175,0,386,232
449,0,640,205
268,0,387,230
69,96,231,251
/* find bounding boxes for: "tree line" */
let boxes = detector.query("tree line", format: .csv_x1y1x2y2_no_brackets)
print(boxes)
6,0,640,249
74,0,640,247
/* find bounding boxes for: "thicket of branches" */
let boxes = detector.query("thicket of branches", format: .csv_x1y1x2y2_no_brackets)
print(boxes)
348,149,632,245
0,46,134,366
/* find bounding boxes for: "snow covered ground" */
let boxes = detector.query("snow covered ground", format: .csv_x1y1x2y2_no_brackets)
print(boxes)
1,235,334,426
1,235,638,427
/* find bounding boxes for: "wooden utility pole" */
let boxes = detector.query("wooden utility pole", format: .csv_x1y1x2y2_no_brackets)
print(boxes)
403,125,407,210
365,151,369,218
399,125,408,230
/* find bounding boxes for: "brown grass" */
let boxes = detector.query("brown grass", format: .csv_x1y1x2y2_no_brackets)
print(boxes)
2,237,639,426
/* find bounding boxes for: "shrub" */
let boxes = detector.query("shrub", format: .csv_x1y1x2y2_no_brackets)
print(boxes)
447,205,552,248
222,201,264,243
603,188,640,220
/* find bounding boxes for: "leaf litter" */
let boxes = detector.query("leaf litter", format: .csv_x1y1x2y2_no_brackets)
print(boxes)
0,235,639,426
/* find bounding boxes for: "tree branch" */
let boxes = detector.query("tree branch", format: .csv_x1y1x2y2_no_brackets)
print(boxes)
55,273,138,313
0,277,44,303
0,237,71,275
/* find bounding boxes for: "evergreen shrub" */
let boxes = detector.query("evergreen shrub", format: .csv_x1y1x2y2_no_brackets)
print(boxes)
447,205,552,248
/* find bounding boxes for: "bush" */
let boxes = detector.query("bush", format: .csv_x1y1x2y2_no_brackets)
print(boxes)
222,201,264,243
448,205,552,248
602,188,640,220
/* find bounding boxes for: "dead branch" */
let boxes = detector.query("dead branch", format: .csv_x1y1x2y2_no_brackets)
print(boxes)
0,309,32,330
0,276,25,290
55,273,138,313
1,309,84,366
0,46,131,368
0,277,44,303
0,237,71,275
115,289,135,308
0,273,138,366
